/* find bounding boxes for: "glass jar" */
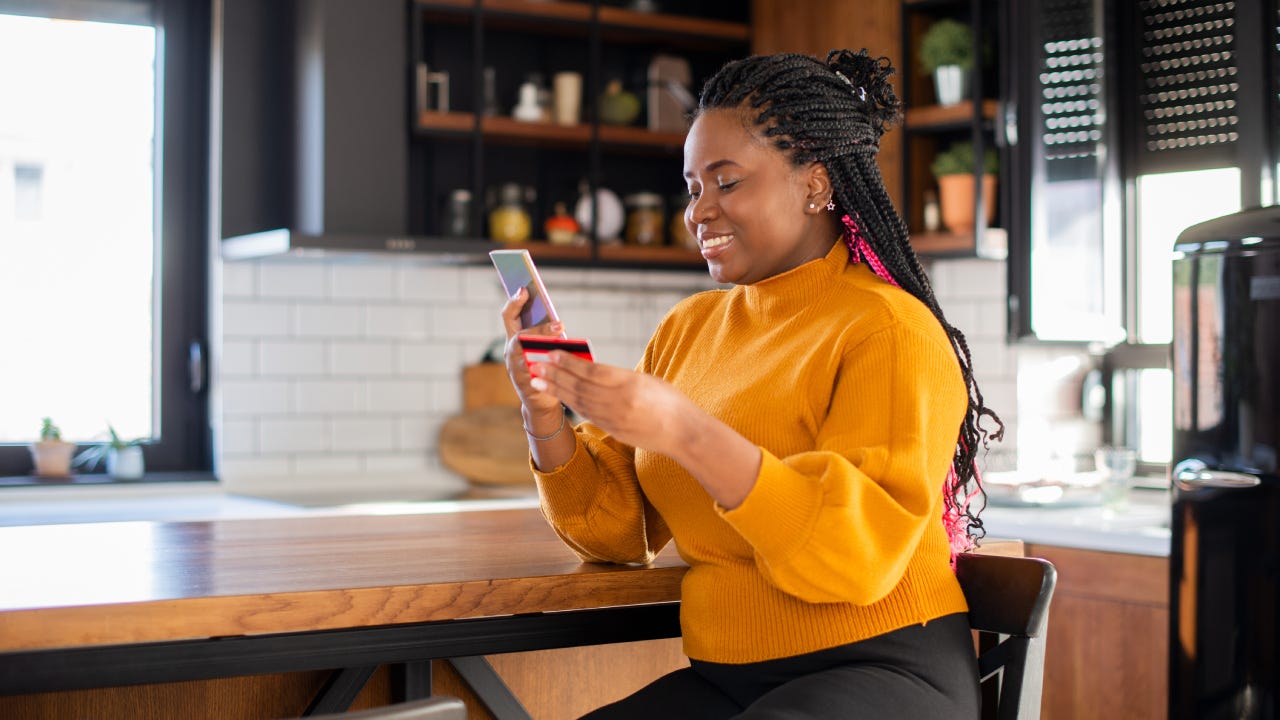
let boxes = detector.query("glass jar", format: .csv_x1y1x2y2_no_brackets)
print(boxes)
442,188,473,238
488,183,531,243
669,193,697,251
624,192,664,246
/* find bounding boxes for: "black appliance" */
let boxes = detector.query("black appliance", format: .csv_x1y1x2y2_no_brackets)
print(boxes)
1170,205,1280,719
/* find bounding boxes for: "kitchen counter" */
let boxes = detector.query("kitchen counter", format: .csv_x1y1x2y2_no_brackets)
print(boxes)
1,478,1171,556
979,486,1170,557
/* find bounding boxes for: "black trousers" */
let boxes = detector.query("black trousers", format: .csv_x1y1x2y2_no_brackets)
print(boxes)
580,612,980,720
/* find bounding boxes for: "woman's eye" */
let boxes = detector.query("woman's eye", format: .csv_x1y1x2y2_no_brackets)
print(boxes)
687,189,700,200
718,180,740,192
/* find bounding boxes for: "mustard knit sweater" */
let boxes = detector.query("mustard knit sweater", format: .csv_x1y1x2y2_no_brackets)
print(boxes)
532,241,971,664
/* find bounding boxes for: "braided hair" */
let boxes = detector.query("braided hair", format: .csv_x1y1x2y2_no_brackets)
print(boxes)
696,49,1005,552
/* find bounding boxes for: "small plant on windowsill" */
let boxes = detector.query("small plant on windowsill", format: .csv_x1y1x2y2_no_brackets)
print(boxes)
30,417,77,478
74,425,147,480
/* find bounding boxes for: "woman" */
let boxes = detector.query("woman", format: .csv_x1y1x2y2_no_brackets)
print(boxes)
499,49,1003,719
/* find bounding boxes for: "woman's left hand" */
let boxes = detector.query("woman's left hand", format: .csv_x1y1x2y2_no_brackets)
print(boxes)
530,351,689,456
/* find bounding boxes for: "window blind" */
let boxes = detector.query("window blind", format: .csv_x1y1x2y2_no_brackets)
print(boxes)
1040,0,1106,178
1134,0,1239,173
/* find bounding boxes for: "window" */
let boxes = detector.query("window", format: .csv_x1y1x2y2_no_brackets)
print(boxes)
1011,0,1276,472
0,0,210,479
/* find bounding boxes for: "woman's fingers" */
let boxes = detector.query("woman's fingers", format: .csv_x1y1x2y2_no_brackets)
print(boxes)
500,287,527,338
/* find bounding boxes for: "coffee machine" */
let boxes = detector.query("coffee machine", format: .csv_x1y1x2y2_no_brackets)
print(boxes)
1169,205,1280,719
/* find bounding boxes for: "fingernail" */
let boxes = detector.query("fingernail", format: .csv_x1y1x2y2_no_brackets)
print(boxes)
550,321,563,333
530,377,548,391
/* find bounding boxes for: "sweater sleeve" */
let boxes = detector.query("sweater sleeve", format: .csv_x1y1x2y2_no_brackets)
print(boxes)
718,322,967,604
532,421,673,565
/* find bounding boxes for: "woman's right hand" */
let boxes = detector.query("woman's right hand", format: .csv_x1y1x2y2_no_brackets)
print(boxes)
500,287,565,420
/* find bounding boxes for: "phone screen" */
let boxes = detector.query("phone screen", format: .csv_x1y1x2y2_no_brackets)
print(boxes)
490,249,559,329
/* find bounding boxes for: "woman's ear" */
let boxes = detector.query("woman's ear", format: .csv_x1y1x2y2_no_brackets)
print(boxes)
803,162,833,213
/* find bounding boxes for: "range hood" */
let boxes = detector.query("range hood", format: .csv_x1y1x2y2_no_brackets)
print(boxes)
218,0,452,260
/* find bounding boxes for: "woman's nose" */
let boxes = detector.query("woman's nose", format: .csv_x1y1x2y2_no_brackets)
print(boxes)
688,193,718,225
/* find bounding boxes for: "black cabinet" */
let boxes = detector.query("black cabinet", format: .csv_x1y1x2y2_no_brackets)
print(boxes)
410,0,750,268
216,0,750,269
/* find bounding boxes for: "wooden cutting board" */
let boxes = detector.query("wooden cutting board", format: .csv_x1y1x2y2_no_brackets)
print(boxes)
440,359,536,486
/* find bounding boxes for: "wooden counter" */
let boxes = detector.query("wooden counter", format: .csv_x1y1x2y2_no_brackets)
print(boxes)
0,508,686,654
0,508,1023,718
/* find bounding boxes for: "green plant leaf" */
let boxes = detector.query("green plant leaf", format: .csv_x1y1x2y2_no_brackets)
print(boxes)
918,18,974,74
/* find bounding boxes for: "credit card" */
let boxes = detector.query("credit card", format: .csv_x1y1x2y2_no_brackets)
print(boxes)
517,335,594,375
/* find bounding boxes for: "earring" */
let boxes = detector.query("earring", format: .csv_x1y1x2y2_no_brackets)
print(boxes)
808,202,816,210
826,201,836,211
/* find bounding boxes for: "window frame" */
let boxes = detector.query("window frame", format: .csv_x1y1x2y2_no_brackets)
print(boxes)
0,0,211,480
1098,0,1278,476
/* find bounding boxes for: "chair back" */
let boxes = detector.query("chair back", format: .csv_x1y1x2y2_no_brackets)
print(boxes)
955,552,1057,720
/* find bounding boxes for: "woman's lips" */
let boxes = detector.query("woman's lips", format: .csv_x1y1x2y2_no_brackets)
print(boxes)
700,233,734,260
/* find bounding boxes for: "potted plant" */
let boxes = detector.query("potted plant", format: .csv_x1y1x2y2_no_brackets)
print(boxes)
918,18,974,106
30,417,76,478
74,425,147,480
930,141,998,235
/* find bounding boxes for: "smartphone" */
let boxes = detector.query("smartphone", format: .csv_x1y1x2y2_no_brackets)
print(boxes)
517,334,594,376
490,249,560,330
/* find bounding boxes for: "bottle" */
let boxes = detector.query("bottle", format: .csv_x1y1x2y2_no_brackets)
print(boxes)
442,188,473,238
624,192,665,246
923,189,942,233
544,202,579,245
489,183,532,243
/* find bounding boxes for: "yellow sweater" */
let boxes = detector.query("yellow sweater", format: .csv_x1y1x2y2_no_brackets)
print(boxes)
532,241,970,664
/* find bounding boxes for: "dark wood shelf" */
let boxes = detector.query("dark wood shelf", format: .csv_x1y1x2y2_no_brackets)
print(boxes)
415,0,748,42
910,230,977,255
598,243,702,265
417,111,686,151
905,100,999,130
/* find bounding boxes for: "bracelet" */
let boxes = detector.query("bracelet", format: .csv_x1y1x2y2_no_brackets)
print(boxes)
523,408,567,442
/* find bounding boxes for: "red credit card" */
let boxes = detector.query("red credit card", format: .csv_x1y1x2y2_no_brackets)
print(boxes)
517,335,595,376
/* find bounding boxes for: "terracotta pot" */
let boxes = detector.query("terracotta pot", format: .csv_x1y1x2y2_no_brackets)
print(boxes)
30,440,76,478
937,173,997,234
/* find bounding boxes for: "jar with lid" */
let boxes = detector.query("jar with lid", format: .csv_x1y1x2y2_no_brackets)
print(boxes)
488,183,532,244
441,188,473,238
669,193,697,251
624,192,665,246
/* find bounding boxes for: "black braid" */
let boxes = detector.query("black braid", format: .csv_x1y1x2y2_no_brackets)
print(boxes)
696,49,1005,546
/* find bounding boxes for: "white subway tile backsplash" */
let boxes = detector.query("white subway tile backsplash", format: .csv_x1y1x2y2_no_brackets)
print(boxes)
367,380,431,414
259,262,327,299
224,300,291,337
330,264,397,301
219,418,257,456
366,305,430,339
293,453,364,476
431,304,504,342
399,264,463,302
330,341,396,376
398,341,466,377
219,339,257,377
363,452,431,475
296,304,363,337
222,379,291,416
331,418,397,452
397,415,441,452
295,380,365,414
221,263,257,297
259,340,327,377
218,254,1032,491
259,418,328,453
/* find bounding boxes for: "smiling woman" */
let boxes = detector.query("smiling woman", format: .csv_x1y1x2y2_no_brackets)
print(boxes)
0,0,210,479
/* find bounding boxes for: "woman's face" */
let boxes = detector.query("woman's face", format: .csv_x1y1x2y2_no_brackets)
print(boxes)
683,109,836,285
